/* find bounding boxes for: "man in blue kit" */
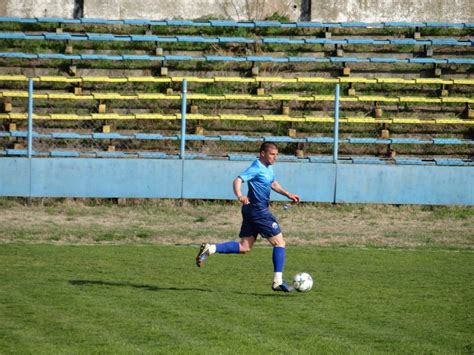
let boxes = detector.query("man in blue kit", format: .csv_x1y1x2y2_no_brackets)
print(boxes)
196,142,301,292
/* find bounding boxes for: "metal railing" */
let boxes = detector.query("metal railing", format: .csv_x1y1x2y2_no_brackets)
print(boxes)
17,80,342,162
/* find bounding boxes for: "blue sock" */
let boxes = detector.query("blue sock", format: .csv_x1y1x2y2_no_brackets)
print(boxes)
215,241,240,254
272,246,286,272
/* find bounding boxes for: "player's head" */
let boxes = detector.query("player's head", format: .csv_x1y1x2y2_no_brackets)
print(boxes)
259,142,278,166
260,142,278,154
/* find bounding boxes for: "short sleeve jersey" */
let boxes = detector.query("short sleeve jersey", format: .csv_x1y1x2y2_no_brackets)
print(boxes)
238,159,275,210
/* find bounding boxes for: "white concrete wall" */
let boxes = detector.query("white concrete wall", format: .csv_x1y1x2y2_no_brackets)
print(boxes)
310,0,473,22
0,0,471,22
1,0,75,18
83,0,300,21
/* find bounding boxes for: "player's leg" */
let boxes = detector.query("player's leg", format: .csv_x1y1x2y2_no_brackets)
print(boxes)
268,233,286,283
195,236,255,267
209,215,256,254
195,216,257,267
212,235,255,254
267,233,293,292
238,236,257,253
252,211,293,292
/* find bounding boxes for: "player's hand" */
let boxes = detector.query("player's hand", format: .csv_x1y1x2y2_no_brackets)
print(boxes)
288,193,301,203
238,195,250,205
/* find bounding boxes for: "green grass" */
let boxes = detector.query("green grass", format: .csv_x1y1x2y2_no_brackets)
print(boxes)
429,206,474,220
0,244,472,353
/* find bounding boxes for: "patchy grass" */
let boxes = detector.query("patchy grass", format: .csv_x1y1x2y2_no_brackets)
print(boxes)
428,206,474,220
0,199,472,249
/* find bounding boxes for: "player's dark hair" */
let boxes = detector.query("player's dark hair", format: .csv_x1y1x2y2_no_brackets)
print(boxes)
260,142,278,153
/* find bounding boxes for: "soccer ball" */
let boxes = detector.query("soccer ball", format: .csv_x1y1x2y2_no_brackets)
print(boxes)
293,272,313,292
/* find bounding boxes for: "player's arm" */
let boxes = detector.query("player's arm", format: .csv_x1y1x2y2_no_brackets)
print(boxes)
271,180,301,203
233,177,250,205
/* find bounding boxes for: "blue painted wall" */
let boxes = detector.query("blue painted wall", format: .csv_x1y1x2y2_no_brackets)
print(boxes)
335,164,474,205
29,158,183,198
0,158,473,205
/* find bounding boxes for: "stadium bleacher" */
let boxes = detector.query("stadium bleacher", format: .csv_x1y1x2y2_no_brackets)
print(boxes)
0,16,471,28
0,17,472,164
1,32,471,47
1,74,473,85
1,52,473,65
2,88,474,105
3,130,474,145
0,16,471,66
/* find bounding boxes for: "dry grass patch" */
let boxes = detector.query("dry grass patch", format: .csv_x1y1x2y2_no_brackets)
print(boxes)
0,198,472,249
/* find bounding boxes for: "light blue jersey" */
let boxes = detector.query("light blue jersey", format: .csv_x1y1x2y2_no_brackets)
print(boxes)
239,159,275,210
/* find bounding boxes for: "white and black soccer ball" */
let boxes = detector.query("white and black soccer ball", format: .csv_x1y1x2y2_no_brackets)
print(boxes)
293,272,313,292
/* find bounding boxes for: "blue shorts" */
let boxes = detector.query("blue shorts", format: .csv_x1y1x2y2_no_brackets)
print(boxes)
239,204,282,239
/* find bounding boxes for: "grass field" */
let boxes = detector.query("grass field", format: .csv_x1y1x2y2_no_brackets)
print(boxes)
0,199,473,354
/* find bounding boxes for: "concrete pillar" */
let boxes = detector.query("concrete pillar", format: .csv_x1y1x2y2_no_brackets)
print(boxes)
195,126,204,135
414,29,421,40
190,104,199,114
425,46,433,57
69,65,77,75
4,97,12,112
440,85,449,97
465,104,473,119
374,106,383,118
98,103,107,113
251,65,260,76
348,83,356,96
160,66,168,76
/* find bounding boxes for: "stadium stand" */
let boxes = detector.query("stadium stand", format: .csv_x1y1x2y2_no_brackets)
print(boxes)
0,17,471,66
0,17,471,28
2,52,473,65
1,32,472,47
0,17,472,164
1,75,473,85
0,113,472,125
2,130,473,145
1,88,474,106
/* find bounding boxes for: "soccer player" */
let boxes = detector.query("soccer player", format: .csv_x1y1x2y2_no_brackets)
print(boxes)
196,142,301,292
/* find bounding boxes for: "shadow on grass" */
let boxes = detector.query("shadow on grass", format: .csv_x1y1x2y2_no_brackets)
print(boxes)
69,280,292,297
69,279,211,292
233,290,297,297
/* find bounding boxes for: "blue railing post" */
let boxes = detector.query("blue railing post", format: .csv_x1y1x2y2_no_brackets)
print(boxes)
27,78,34,158
333,84,340,163
180,79,187,159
